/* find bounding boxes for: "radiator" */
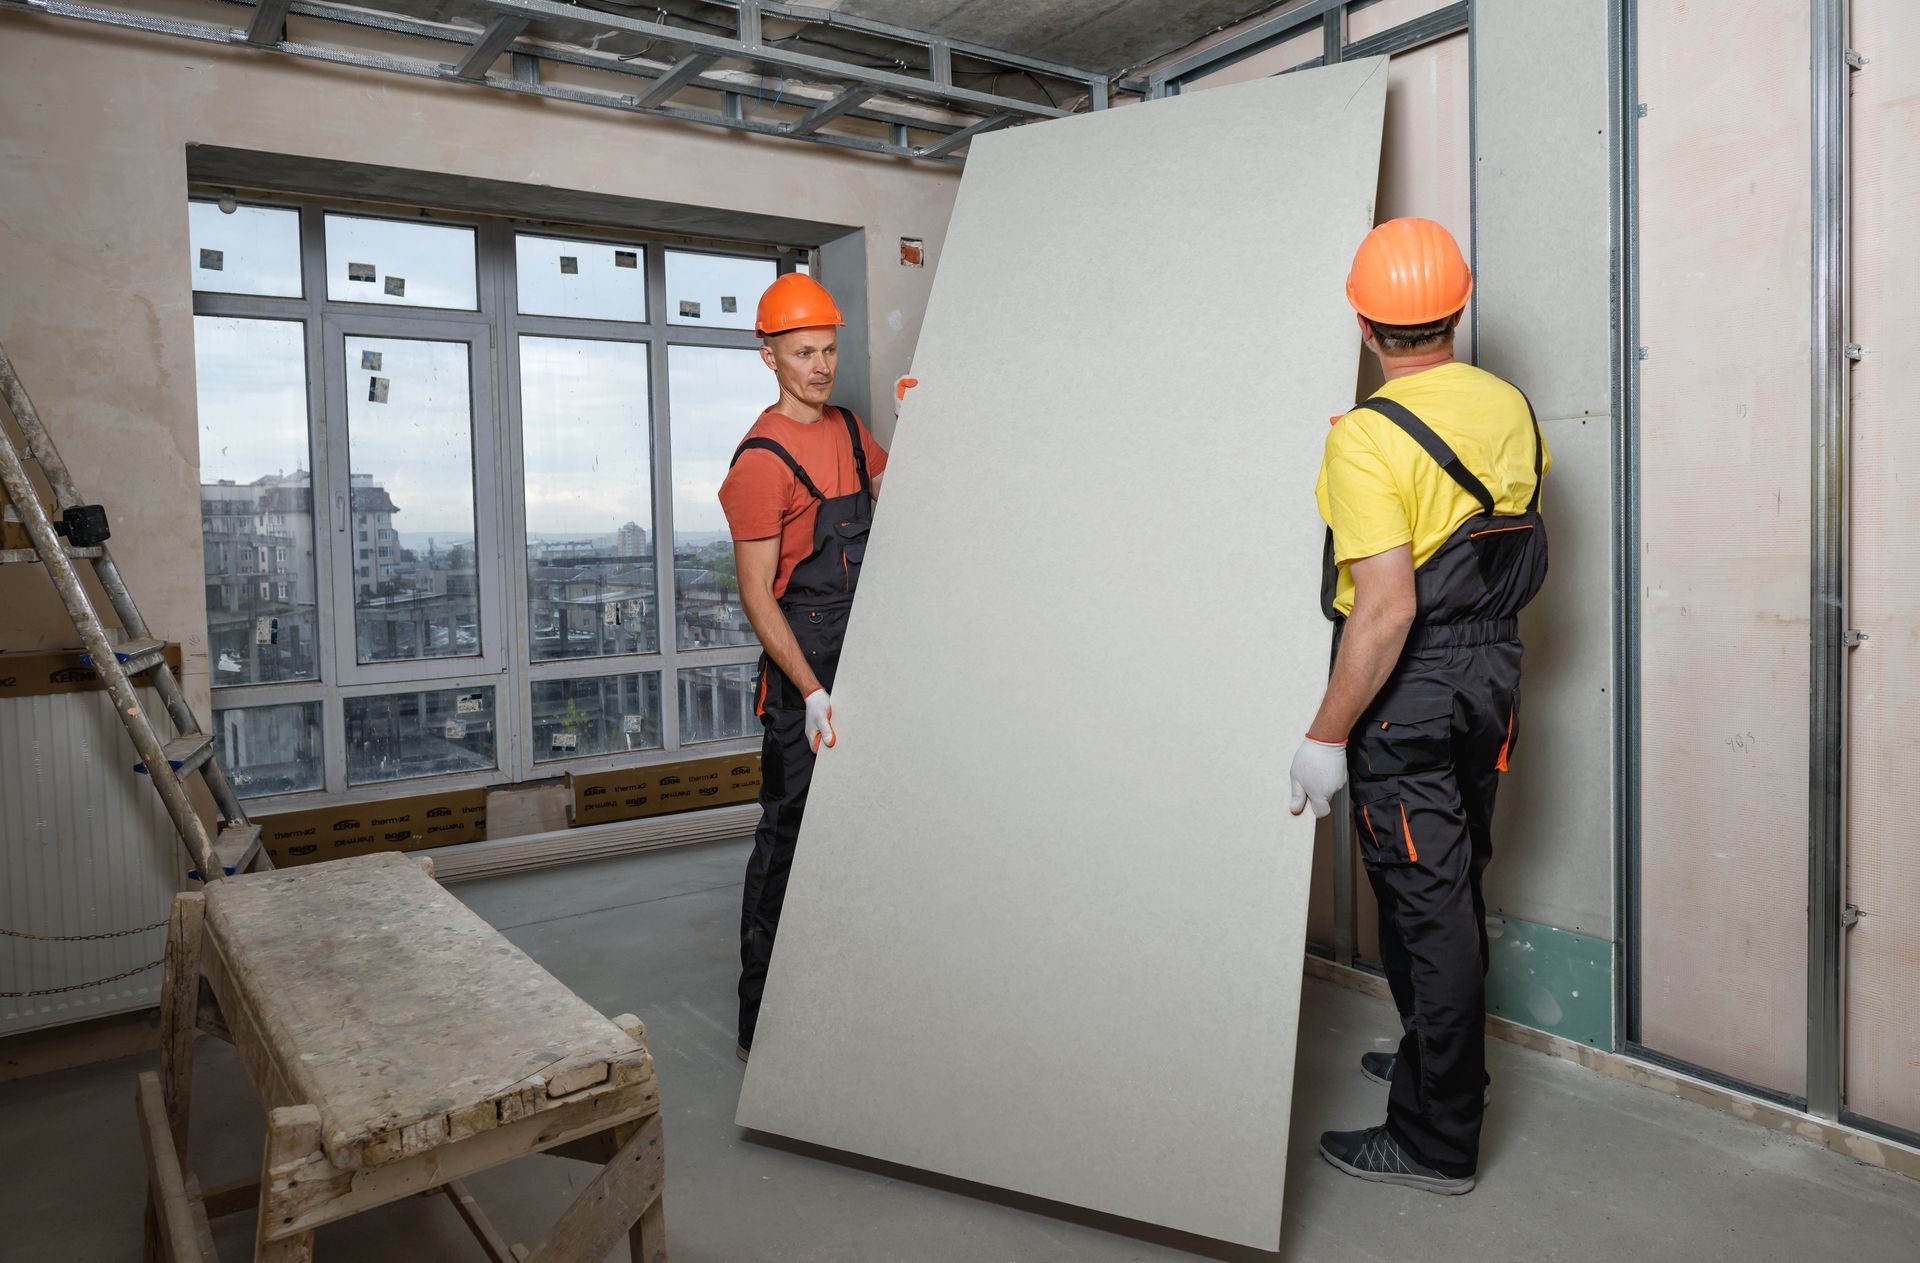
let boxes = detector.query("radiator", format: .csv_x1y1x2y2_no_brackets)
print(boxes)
1,686,181,1036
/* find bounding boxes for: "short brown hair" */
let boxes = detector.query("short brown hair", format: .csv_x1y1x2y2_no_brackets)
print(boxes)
1369,311,1460,353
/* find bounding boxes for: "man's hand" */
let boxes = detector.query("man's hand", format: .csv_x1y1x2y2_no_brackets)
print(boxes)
804,688,836,753
1288,735,1349,818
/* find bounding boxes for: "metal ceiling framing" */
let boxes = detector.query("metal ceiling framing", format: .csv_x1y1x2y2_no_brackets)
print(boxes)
1129,0,1469,98
1,0,1111,163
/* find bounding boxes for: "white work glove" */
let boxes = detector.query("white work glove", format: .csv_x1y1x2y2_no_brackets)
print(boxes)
1288,735,1349,818
804,688,836,753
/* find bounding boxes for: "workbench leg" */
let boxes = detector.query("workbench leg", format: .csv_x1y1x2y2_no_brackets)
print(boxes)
255,1105,322,1263
629,1193,667,1263
150,891,206,1259
523,1113,666,1263
158,892,206,1155
618,1109,666,1263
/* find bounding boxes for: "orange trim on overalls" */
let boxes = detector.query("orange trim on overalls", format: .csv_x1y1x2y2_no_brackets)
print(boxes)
755,667,770,718
1469,523,1536,540
1496,705,1514,773
1362,804,1382,850
1398,802,1419,862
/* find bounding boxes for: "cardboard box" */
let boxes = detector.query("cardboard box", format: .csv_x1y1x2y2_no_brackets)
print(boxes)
567,753,762,828
0,644,185,698
257,787,488,868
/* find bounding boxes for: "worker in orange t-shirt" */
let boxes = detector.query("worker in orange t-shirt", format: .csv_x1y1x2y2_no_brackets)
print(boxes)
719,274,889,1062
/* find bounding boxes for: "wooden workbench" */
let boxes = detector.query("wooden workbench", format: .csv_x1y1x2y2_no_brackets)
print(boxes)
137,851,666,1262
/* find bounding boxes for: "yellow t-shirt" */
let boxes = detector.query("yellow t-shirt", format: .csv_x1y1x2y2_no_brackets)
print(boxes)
1316,362,1550,616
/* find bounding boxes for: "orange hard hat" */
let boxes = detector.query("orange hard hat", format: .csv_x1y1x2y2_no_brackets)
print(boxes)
1346,217,1473,326
755,274,846,336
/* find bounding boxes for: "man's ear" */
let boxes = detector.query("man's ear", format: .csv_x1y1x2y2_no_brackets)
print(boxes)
758,340,778,372
1356,313,1377,351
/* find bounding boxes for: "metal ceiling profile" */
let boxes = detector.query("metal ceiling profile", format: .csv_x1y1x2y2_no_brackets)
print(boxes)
1127,0,1470,98
1,0,1111,162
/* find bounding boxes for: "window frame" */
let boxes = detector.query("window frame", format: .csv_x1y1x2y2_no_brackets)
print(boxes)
193,193,809,810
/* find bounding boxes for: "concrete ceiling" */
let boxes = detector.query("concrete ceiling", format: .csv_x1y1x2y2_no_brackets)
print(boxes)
362,0,1283,113
819,0,1272,75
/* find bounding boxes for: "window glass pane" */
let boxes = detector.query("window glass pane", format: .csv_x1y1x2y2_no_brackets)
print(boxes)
516,235,647,321
520,337,657,660
324,215,477,309
343,336,480,664
345,686,495,785
190,202,302,297
678,664,760,744
531,673,663,763
212,701,323,798
668,345,766,649
665,251,775,329
194,316,320,686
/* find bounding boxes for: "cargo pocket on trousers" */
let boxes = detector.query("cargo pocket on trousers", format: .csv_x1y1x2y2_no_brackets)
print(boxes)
835,517,870,592
1353,782,1421,866
1354,686,1454,778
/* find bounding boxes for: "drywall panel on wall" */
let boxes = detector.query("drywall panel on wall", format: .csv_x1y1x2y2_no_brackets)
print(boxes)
1635,2,1811,1097
1367,30,1474,381
1472,0,1611,419
1487,413,1613,936
1184,28,1320,92
738,62,1389,1250
1843,0,1920,1136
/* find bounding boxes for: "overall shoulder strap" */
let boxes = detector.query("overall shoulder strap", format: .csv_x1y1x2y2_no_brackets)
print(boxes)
731,437,825,501
1519,389,1544,513
836,405,873,495
1351,396,1496,516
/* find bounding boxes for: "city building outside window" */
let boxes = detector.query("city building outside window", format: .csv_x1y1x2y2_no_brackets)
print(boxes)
190,196,806,805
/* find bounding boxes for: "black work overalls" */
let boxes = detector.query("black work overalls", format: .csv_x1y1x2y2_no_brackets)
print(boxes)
1323,393,1548,1178
731,405,874,1050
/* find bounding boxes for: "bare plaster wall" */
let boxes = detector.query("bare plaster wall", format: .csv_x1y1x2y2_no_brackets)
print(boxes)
0,8,960,717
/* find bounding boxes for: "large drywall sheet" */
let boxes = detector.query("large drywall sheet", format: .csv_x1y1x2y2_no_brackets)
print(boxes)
1489,414,1613,938
1469,0,1617,948
1844,0,1920,1135
1189,26,1475,965
1473,0,1612,421
1636,2,1810,1095
737,62,1388,1249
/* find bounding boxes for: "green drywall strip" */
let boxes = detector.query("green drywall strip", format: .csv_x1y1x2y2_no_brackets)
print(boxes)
1486,915,1611,1047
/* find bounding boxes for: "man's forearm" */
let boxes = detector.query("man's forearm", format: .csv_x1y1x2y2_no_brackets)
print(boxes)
1308,607,1414,743
742,587,821,696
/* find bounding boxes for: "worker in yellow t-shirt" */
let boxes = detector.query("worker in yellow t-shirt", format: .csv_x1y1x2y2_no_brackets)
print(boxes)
1289,218,1550,1196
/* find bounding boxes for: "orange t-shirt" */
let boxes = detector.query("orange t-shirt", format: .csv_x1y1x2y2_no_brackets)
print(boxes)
718,407,889,599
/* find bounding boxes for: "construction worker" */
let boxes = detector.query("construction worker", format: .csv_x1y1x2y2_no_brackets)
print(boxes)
1289,218,1549,1194
720,274,888,1063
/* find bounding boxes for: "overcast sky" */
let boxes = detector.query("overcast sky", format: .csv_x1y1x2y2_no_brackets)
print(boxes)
190,209,786,538
193,321,778,538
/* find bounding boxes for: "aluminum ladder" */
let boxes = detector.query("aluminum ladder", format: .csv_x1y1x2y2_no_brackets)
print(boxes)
0,340,263,884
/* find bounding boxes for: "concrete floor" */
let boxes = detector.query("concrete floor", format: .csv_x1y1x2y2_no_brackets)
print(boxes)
3,837,1916,1261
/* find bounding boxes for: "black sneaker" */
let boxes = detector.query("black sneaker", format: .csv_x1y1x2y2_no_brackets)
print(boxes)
1359,1052,1492,1105
1318,1124,1476,1195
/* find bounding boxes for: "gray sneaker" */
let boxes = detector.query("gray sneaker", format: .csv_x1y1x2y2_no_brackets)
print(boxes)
1359,1052,1491,1104
1319,1124,1476,1195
